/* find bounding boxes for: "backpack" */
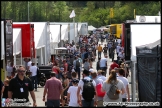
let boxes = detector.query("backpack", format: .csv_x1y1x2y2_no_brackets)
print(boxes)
76,60,80,67
107,81,119,100
84,52,88,59
82,79,95,101
96,83,105,97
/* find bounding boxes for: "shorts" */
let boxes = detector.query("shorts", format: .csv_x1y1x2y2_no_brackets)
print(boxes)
62,88,68,100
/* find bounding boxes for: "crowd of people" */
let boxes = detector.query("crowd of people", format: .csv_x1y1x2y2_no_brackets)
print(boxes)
1,31,130,107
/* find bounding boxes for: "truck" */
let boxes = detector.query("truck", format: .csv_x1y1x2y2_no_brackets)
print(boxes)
109,24,122,39
121,22,161,103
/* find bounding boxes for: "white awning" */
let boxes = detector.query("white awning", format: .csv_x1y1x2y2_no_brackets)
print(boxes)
13,51,21,56
88,25,96,31
36,45,45,50
13,28,22,56
50,25,60,43
55,47,67,50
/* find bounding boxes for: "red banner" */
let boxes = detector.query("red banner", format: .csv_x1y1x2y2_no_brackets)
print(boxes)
13,24,35,58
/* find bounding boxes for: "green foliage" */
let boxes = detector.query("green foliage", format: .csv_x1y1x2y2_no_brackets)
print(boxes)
1,1,161,28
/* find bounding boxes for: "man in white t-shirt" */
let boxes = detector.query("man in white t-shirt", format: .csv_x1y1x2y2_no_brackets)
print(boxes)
77,70,97,107
70,46,75,54
91,72,104,107
117,68,130,102
97,70,107,82
30,62,38,91
27,59,32,71
100,55,108,76
118,51,125,60
116,44,121,56
67,79,80,107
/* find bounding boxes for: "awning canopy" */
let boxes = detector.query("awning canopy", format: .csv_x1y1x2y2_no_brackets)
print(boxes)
13,28,22,56
55,47,67,50
35,45,45,50
88,25,96,31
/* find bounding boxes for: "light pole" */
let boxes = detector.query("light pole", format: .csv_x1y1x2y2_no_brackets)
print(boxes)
28,1,29,22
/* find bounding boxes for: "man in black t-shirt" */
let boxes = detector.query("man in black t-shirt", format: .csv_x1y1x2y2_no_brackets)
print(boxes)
8,66,37,107
103,44,108,55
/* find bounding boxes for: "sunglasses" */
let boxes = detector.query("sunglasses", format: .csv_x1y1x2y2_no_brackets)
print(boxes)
18,70,25,72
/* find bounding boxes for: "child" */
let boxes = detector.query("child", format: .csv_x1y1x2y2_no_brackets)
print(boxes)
67,79,80,107
1,78,10,98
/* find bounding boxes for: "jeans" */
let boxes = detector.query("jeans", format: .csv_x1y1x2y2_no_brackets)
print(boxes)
75,67,80,80
46,99,60,107
98,51,101,59
31,76,37,90
111,52,114,61
82,99,94,107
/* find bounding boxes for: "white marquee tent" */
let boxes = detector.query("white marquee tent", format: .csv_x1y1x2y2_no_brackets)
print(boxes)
60,25,68,40
50,25,60,43
88,25,96,31
13,28,22,56
130,24,161,62
13,28,22,65
136,15,161,23
13,22,50,65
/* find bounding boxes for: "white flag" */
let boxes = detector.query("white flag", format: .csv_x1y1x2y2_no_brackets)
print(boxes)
69,10,75,18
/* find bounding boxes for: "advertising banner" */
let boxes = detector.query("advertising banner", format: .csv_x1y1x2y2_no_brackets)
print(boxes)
1,21,5,60
5,20,13,65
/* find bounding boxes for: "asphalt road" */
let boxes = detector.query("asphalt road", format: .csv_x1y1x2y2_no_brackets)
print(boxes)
28,41,133,107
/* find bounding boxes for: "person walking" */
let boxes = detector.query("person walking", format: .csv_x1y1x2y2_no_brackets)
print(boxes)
67,79,80,107
43,72,63,107
96,58,101,71
100,55,108,76
97,70,107,82
117,68,130,102
77,70,97,107
91,72,104,107
30,63,38,91
97,44,102,59
1,78,10,98
8,66,37,107
102,70,125,103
